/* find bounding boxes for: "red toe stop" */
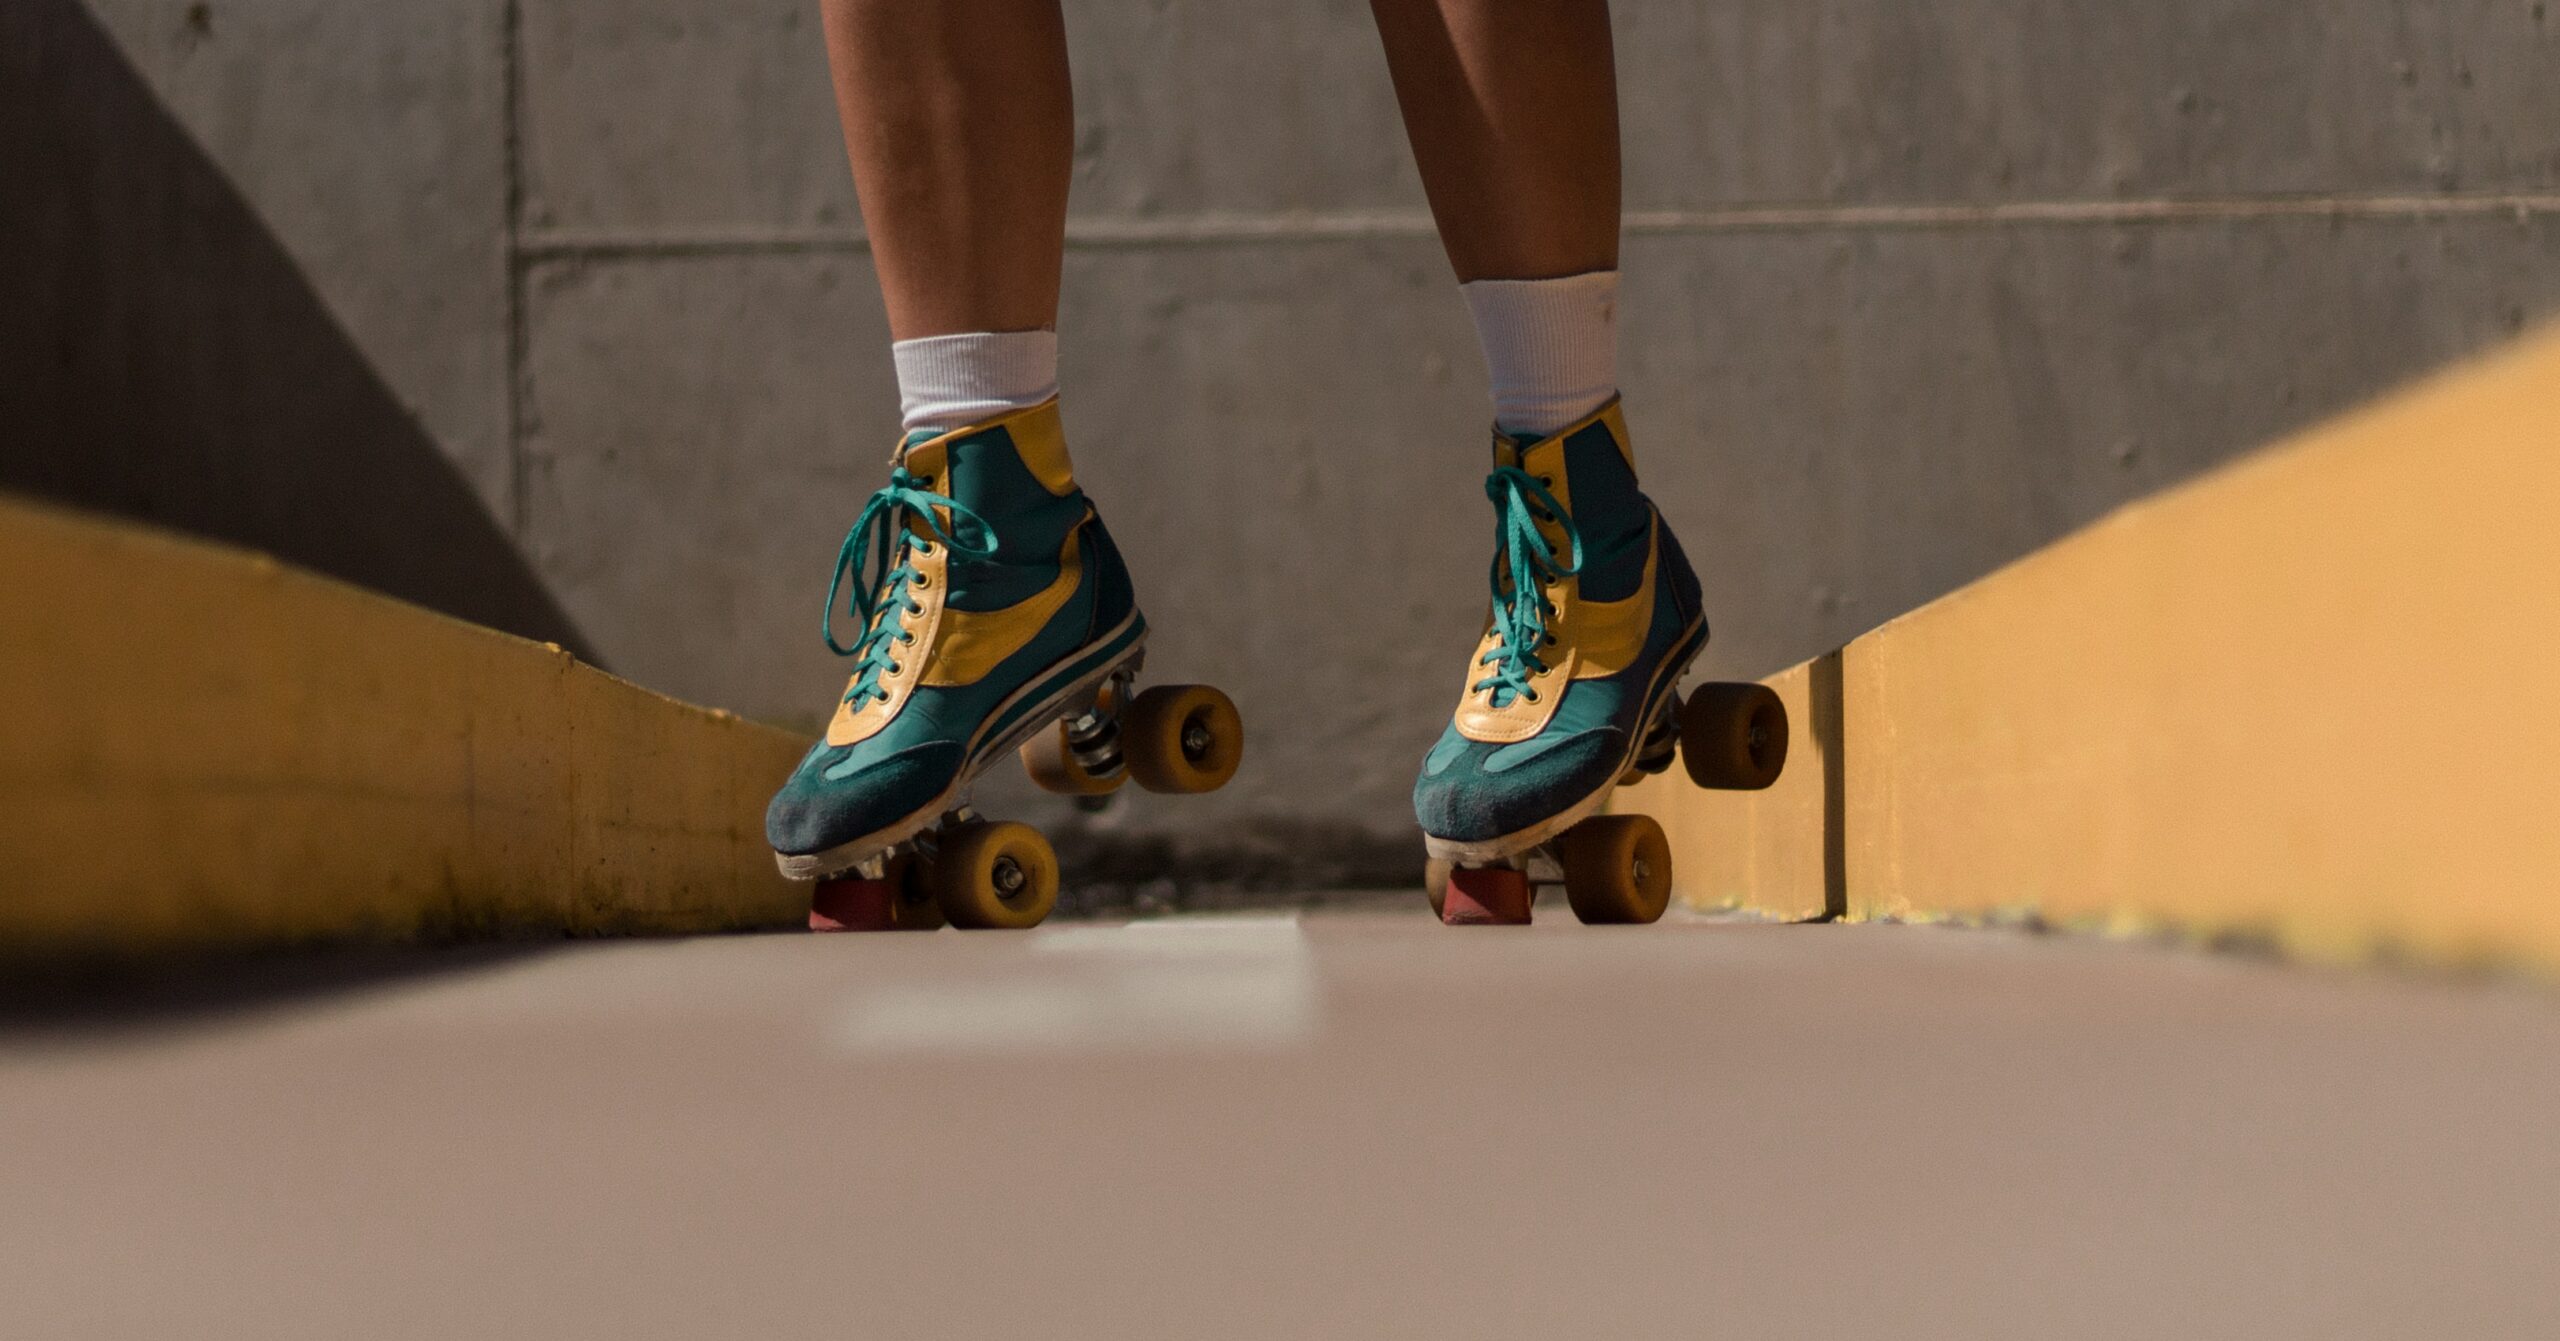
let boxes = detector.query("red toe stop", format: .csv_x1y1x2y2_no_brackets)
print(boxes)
1441,866,1532,926
809,877,899,932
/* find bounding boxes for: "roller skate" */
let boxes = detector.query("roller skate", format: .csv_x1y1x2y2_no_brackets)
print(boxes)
766,401,1243,931
1412,401,1787,926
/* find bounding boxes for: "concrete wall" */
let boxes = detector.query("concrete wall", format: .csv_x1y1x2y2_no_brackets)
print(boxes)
10,0,2559,885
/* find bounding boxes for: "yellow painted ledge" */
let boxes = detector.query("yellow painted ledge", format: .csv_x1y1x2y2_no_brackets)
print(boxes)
0,496,810,956
1622,325,2560,972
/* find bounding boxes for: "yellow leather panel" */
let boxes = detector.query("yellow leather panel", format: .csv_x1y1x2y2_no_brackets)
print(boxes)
1569,522,1658,679
1454,626,1574,742
920,527,1085,687
1003,400,1079,496
901,438,948,485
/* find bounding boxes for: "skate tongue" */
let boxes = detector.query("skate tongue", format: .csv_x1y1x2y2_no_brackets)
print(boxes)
896,428,941,456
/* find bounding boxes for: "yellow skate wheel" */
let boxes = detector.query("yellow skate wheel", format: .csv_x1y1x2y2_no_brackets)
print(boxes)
934,821,1060,930
1559,814,1673,925
1679,682,1788,791
1122,684,1243,794
1018,685,1126,796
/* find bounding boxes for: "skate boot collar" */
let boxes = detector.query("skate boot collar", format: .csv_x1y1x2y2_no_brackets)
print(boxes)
1489,396,1635,473
892,398,1077,497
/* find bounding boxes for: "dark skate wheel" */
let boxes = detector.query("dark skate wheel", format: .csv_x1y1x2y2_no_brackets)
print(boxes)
1424,858,1454,919
1680,682,1787,790
810,855,943,932
935,821,1060,930
1122,684,1244,794
1441,865,1532,926
1559,814,1672,925
1019,684,1127,797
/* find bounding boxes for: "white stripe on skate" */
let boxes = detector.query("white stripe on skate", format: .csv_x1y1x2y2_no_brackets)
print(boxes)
830,915,1318,1055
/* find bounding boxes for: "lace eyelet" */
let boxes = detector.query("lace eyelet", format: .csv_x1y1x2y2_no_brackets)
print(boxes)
900,633,915,645
914,575,930,590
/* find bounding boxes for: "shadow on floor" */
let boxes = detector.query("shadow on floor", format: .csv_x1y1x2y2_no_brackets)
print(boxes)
0,0,592,658
0,942,568,1047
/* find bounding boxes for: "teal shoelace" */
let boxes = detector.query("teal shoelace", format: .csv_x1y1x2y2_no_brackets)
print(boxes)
822,466,1001,710
1476,464,1584,708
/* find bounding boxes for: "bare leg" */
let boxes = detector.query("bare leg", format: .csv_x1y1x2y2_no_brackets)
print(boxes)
1366,0,1620,282
820,0,1073,339
775,3,1161,897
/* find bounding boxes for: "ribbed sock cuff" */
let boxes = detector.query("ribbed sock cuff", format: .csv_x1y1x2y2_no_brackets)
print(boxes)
892,330,1060,434
1459,271,1620,438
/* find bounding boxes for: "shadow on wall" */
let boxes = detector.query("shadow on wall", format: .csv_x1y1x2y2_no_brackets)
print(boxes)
0,0,591,659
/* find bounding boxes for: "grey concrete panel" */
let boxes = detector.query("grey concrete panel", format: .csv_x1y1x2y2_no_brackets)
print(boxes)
514,0,853,237
520,214,2559,861
1059,0,1423,217
516,251,894,717
83,0,515,516
1625,212,2560,676
517,0,2559,237
514,0,1420,233
1620,0,2560,207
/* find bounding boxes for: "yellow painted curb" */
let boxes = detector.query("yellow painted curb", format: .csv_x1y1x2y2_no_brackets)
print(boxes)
0,496,809,956
1626,325,2560,972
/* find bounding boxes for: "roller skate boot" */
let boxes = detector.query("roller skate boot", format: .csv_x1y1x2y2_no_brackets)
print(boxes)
1412,401,1787,926
767,401,1243,931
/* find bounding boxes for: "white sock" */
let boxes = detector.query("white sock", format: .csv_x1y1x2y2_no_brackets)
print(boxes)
891,330,1060,434
1459,271,1620,438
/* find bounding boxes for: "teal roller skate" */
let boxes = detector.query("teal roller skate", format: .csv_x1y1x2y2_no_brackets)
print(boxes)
767,402,1243,931
1413,401,1787,926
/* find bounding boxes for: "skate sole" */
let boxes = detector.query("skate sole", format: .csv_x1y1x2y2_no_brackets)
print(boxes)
1422,615,1707,867
773,609,1148,882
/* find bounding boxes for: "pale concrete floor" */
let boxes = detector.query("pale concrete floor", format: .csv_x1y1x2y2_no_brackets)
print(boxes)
7,906,2560,1340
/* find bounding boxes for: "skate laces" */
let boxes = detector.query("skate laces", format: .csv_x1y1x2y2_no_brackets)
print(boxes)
1475,464,1584,708
823,466,1001,709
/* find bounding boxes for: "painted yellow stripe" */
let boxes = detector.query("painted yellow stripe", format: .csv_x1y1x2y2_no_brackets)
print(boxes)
1618,324,2560,972
0,496,808,956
